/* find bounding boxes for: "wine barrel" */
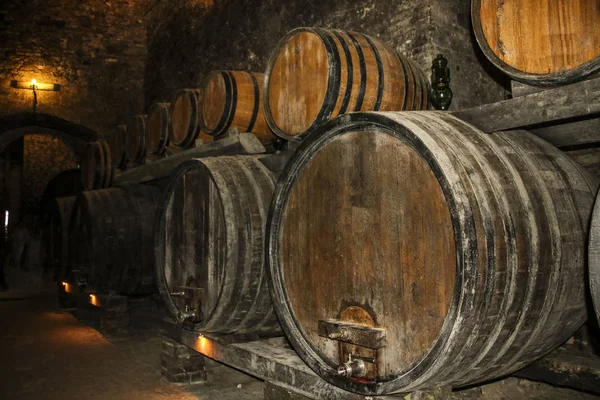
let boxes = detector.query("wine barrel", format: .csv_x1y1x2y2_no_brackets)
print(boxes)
267,111,598,394
264,28,429,141
48,196,76,281
201,71,274,144
111,124,127,169
170,89,212,147
155,156,280,335
589,190,600,323
69,184,160,295
125,115,147,163
472,0,600,86
146,102,171,156
81,139,112,190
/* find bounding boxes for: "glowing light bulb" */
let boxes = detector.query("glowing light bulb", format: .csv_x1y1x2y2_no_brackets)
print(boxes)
31,78,37,86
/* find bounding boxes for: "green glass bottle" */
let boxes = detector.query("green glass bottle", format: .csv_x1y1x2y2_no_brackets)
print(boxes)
431,54,453,110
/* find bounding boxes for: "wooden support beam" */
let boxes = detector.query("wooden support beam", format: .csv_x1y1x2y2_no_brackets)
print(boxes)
113,133,266,186
162,320,403,400
451,77,600,147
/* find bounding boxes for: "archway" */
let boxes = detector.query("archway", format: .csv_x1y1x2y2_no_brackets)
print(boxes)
0,113,98,290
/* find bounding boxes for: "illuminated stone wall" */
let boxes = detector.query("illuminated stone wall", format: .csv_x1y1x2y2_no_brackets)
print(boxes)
0,0,148,137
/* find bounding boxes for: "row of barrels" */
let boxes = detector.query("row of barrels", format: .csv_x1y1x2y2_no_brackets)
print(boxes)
115,27,431,170
51,110,599,394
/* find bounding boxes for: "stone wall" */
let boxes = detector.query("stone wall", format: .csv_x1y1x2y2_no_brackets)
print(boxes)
145,0,508,111
0,0,148,138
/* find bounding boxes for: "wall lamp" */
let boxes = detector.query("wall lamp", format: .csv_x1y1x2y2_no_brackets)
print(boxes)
10,79,61,114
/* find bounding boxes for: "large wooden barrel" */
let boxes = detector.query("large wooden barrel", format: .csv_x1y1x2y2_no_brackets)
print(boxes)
69,184,160,295
201,71,274,144
125,115,147,163
589,190,600,323
48,196,76,281
155,156,280,335
472,0,600,86
81,139,112,190
267,111,598,394
170,89,212,147
111,124,127,169
264,28,429,141
146,102,171,156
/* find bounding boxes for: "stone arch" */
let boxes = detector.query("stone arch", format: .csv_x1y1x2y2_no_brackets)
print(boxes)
0,112,98,157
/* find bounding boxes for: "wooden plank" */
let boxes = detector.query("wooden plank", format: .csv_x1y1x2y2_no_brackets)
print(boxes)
317,319,387,349
112,132,265,185
162,320,403,400
451,77,600,138
509,81,600,147
529,118,600,148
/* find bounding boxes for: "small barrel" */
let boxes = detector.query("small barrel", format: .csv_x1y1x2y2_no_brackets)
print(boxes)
201,71,274,144
69,184,160,295
155,156,280,335
125,115,147,163
81,139,112,190
48,196,76,281
170,89,212,147
264,28,430,141
267,111,598,394
472,0,600,86
146,102,171,156
111,125,127,169
589,190,600,323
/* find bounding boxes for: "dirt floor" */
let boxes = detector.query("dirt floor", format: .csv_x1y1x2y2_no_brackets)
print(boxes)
0,291,598,400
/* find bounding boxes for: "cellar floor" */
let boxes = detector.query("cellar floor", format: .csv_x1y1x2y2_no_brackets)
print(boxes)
0,290,598,400
0,293,262,400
